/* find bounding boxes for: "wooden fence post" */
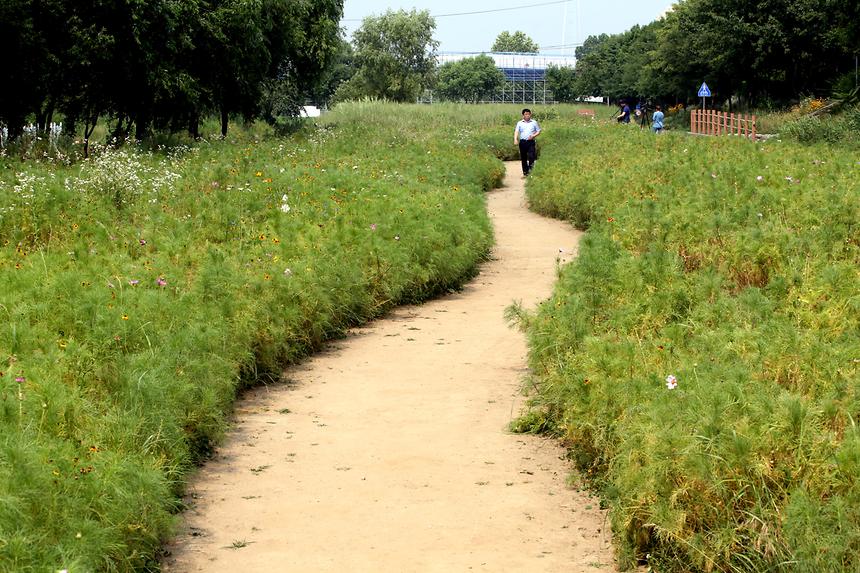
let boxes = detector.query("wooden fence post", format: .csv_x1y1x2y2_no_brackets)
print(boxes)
689,109,756,140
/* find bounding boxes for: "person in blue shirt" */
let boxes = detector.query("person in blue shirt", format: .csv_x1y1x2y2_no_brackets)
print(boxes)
514,108,541,177
651,105,665,133
616,100,630,124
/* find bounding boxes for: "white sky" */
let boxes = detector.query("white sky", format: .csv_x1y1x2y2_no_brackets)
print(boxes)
341,0,675,54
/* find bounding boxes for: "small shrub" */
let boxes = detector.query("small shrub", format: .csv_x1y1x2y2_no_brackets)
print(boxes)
782,115,848,144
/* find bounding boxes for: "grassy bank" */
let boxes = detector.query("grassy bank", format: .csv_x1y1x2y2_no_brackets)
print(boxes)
0,102,510,571
519,122,859,571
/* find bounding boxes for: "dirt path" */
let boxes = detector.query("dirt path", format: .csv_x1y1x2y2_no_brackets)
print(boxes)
163,163,614,572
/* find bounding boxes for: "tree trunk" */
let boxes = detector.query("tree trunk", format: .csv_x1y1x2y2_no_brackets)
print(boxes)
63,113,78,138
6,116,25,141
38,99,55,133
220,106,229,138
134,113,149,141
188,112,200,139
83,115,98,158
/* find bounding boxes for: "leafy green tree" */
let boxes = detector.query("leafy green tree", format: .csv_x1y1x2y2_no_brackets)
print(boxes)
256,0,344,129
655,0,854,106
0,0,343,142
307,38,356,107
573,33,623,99
344,9,438,102
435,55,504,103
58,0,129,148
491,30,539,53
0,0,51,139
198,0,342,137
545,65,577,102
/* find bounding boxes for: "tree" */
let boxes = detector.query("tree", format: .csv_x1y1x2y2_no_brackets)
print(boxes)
0,0,51,139
343,9,438,102
572,34,619,99
197,0,342,137
307,38,356,107
654,0,853,106
492,31,539,53
435,55,504,103
0,0,344,143
545,65,577,102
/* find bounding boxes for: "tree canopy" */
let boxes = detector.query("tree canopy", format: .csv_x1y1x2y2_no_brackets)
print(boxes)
0,0,344,141
436,55,505,103
571,0,859,107
337,9,438,103
545,65,578,103
491,31,539,53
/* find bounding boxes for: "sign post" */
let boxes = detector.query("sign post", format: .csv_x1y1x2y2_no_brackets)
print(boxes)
698,81,711,111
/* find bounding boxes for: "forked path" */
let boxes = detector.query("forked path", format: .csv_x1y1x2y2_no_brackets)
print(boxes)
164,163,614,572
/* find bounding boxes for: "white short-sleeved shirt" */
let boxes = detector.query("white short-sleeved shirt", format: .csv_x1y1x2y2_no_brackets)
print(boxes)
516,119,541,141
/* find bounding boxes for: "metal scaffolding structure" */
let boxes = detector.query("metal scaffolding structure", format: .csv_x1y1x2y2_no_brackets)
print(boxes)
427,52,577,104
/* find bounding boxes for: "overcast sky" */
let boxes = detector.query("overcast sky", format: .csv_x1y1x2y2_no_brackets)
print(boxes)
341,0,674,55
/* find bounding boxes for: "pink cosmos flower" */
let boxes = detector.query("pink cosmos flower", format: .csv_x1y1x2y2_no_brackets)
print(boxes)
156,277,167,287
370,224,377,231
666,374,678,390
15,376,25,383
129,279,140,286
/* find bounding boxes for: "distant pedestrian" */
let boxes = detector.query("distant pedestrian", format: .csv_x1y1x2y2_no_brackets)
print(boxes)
651,105,665,133
616,100,631,124
514,108,541,177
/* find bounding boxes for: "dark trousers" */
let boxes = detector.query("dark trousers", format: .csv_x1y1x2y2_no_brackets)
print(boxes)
519,139,536,175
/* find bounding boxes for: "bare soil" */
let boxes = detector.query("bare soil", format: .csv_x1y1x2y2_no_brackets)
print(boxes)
163,162,615,572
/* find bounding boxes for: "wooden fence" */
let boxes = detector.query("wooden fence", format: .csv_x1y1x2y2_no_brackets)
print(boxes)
690,110,756,139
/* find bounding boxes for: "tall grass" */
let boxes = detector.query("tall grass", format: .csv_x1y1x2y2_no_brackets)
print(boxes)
0,103,512,571
518,121,860,571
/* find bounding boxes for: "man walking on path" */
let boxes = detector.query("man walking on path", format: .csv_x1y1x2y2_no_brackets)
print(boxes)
514,108,540,177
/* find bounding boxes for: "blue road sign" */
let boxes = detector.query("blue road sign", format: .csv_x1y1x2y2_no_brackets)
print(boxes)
698,82,711,97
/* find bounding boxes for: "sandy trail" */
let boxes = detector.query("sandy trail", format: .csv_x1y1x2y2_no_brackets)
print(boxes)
163,163,614,572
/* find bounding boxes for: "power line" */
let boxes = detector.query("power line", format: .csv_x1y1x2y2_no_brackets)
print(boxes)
539,42,584,50
343,0,571,22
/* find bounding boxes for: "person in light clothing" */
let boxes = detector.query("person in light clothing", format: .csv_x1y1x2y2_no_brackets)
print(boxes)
514,108,541,177
651,105,665,133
